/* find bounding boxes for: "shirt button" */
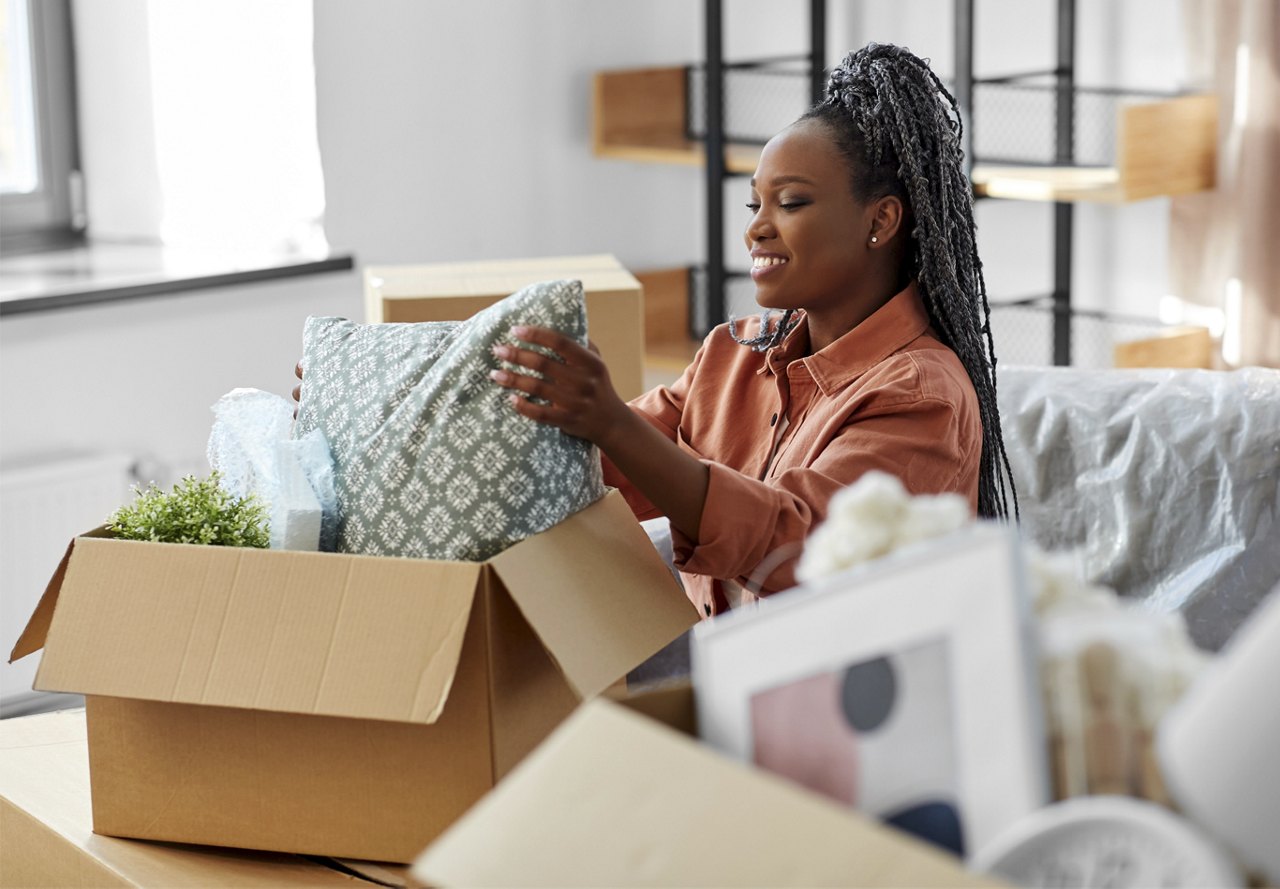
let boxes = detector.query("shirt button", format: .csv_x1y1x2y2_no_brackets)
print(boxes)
769,413,778,427
704,603,712,616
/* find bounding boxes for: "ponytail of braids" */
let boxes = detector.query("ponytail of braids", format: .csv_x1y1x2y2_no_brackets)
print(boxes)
799,43,1019,521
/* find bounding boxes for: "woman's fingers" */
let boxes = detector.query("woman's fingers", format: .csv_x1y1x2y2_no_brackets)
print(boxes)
488,366,555,400
295,361,304,380
506,391,569,425
492,342,566,380
509,326,593,364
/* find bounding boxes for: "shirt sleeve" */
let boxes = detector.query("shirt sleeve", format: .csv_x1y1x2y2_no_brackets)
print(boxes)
601,340,709,521
670,375,981,595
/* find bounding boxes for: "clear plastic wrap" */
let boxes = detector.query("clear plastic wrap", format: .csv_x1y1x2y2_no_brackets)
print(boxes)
207,388,337,551
998,366,1280,651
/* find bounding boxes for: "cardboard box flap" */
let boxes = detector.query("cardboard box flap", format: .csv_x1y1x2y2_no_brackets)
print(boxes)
413,699,995,887
9,527,113,664
33,538,481,724
489,491,697,700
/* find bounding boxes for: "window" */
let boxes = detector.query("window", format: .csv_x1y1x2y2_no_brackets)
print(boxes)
3,0,326,258
0,0,81,253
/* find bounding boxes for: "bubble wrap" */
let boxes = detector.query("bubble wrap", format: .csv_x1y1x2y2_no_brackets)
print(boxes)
997,366,1280,651
207,388,338,551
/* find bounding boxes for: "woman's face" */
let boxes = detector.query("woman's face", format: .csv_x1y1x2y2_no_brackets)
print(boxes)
744,121,872,317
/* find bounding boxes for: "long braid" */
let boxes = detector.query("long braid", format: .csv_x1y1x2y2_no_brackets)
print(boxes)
728,308,800,351
802,43,1019,521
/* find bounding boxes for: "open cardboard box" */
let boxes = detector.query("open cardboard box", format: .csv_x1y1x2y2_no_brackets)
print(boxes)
8,490,697,864
412,683,999,887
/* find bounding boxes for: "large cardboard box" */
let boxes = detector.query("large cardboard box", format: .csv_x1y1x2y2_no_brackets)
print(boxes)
364,253,647,400
9,491,696,864
0,707,402,888
413,686,999,887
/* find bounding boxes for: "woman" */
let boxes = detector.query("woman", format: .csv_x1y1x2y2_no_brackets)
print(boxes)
490,43,1017,619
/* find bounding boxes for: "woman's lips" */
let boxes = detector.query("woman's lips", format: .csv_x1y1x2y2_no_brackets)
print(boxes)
750,255,789,281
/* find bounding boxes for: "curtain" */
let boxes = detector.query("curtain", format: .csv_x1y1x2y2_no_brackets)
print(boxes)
1170,0,1280,368
72,0,327,254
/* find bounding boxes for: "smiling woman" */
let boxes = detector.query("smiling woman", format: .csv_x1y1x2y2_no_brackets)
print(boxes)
494,43,1018,619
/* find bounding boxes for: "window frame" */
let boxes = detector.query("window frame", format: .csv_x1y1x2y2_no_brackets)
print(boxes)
1,0,81,254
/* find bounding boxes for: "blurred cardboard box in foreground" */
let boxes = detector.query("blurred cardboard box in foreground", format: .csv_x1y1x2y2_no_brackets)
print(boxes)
9,491,695,864
413,684,1000,887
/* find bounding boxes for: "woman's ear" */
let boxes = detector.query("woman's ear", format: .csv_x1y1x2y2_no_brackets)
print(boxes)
867,195,905,248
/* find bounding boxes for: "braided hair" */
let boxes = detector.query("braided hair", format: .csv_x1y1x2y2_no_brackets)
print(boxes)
735,43,1018,521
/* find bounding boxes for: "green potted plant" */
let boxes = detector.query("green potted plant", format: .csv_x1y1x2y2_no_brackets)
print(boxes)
107,471,269,548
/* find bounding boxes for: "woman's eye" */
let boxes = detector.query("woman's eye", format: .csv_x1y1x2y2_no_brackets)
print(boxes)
745,202,761,212
780,201,809,211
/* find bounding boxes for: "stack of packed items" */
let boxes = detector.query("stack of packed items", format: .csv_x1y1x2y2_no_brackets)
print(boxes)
7,279,695,866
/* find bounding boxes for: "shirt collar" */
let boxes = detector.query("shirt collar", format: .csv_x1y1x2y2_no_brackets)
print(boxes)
758,281,932,396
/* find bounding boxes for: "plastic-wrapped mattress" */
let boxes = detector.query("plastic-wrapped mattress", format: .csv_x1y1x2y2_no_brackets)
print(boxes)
997,366,1280,651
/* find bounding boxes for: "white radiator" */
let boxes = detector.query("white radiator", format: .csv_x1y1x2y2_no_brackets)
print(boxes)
0,453,137,717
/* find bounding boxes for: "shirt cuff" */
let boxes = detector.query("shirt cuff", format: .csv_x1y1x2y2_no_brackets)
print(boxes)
671,460,781,582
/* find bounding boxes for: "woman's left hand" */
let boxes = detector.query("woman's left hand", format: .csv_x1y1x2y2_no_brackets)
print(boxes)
489,326,630,447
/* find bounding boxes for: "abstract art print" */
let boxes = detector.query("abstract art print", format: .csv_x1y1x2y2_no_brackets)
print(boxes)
750,638,964,854
692,524,1048,860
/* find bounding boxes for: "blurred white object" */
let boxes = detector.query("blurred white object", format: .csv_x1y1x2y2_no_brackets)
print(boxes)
1157,586,1280,883
971,795,1243,888
795,470,970,583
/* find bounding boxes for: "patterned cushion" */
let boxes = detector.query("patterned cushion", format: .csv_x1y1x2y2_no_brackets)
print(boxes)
294,279,606,560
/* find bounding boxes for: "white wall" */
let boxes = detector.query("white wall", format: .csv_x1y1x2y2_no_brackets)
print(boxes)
313,0,710,270
2,0,1190,478
0,271,361,477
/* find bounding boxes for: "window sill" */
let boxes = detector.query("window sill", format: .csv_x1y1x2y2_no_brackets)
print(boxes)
0,241,355,316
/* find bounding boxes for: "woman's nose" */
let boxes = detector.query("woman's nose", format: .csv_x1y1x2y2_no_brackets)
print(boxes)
745,209,775,244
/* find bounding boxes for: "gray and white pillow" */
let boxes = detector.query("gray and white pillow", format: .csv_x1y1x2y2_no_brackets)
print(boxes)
294,279,606,561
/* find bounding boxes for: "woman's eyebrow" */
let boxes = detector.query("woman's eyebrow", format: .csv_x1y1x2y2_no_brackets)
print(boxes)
749,174,817,188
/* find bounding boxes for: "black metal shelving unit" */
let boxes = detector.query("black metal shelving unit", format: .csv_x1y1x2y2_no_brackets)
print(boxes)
956,0,1077,365
676,0,1192,365
699,0,826,336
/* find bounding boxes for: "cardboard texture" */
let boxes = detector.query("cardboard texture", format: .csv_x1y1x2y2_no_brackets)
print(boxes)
363,253,647,400
11,490,697,864
0,708,391,888
412,694,999,888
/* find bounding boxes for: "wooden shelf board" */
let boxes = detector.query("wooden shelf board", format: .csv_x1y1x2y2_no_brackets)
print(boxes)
596,139,761,175
972,164,1126,203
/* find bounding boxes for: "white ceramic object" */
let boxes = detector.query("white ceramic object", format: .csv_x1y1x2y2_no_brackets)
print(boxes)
971,795,1243,888
1157,588,1280,884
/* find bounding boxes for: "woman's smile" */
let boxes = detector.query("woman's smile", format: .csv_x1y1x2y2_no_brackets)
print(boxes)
750,250,790,280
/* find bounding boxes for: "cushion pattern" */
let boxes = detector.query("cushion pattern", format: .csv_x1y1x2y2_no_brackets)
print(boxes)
294,279,605,560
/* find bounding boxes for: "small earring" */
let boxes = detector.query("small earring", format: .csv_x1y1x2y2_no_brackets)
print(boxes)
869,236,878,244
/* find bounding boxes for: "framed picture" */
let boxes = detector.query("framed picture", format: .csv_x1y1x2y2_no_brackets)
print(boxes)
691,524,1048,860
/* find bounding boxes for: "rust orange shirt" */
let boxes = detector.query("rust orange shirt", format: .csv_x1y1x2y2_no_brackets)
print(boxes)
603,282,982,619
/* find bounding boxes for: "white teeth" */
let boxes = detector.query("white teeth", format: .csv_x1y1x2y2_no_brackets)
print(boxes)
753,256,788,268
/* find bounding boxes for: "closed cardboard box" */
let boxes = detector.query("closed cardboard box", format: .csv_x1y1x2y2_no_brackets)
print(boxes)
10,491,696,864
364,254,647,400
